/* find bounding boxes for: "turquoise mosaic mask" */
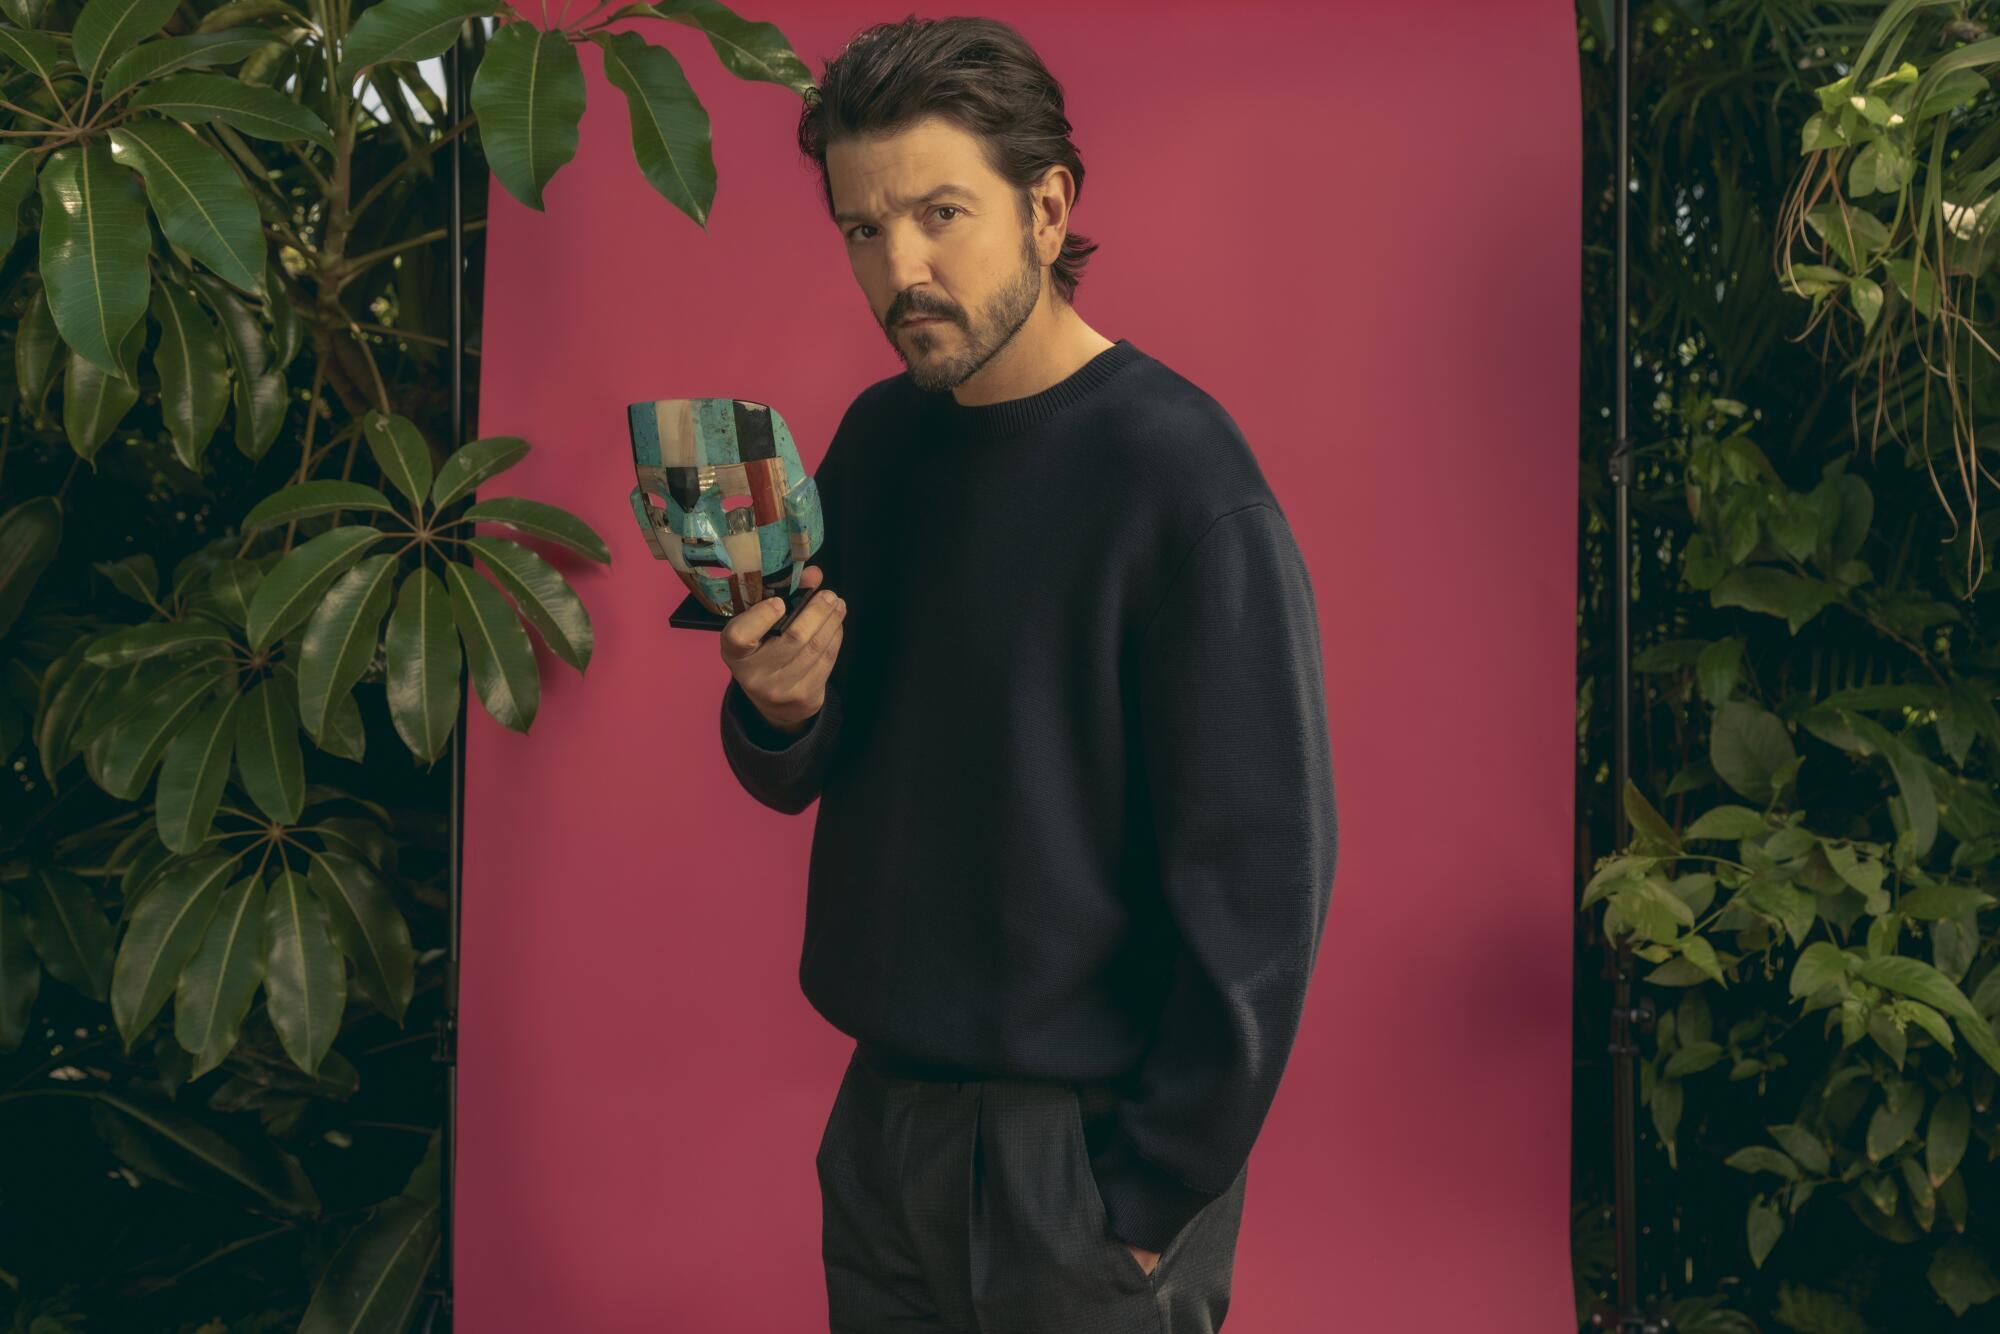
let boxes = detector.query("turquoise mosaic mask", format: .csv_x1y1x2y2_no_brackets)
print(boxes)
627,397,825,618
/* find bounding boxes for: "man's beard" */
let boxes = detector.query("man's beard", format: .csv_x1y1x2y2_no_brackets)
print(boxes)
897,225,1046,394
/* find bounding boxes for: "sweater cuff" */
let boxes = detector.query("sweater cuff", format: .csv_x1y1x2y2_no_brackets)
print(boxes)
1090,1132,1226,1254
723,676,826,751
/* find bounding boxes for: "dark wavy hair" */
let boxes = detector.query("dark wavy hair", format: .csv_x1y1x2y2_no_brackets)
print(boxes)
796,15,1099,307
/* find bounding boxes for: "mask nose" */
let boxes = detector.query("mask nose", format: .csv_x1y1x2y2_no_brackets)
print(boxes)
683,511,720,545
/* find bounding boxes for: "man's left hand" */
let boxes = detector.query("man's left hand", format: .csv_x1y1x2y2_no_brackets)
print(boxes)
1124,1242,1161,1276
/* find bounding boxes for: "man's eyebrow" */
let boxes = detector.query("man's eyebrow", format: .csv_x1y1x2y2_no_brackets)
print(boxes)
834,184,978,226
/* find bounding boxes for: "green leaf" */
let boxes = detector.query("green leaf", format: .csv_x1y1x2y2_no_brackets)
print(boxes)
321,689,366,762
1849,140,1881,196
63,323,147,459
1769,1124,1829,1175
1845,715,1937,857
1677,934,1724,985
236,672,303,823
148,279,231,471
1857,955,2000,1074
37,143,152,377
1822,842,1888,909
94,556,156,607
245,526,385,651
1695,637,1742,706
362,410,433,508
606,0,812,90
1865,1080,1923,1161
89,1088,320,1215
127,70,334,151
336,0,497,82
589,29,715,227
464,535,593,671
100,672,219,799
1710,701,1797,804
1849,275,1884,334
1725,1146,1801,1180
203,557,264,631
84,620,232,668
1744,879,1817,949
109,855,230,1053
15,287,62,417
0,495,62,640
1785,263,1848,299
1649,1077,1683,1165
1928,1243,2000,1317
1790,941,1852,1001
298,1195,440,1333
469,21,584,211
242,479,399,531
71,0,178,84
100,28,285,101
1881,255,1940,319
1800,112,1846,152
174,871,265,1078
461,495,610,563
432,435,530,512
1581,853,1653,911
108,117,265,297
155,693,241,853
443,560,538,731
1620,779,1680,854
1896,882,1997,920
383,565,460,763
1926,1090,1970,1188
305,851,416,1025
0,144,37,256
1710,566,1837,633
1747,1197,1783,1268
297,553,397,742
37,649,110,784
1665,1039,1726,1077
19,868,115,1001
1688,804,1768,836
1900,998,1956,1054
262,868,343,1077
189,272,288,460
0,24,63,85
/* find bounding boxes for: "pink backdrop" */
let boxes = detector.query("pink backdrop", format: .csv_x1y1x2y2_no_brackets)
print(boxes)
458,2,1581,1328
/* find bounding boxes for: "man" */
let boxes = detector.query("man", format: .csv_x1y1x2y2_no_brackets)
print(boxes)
718,16,1336,1333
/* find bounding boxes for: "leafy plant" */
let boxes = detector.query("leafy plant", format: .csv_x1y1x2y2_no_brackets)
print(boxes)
1778,1,2000,592
1577,6,2000,1329
0,0,814,1325
1583,382,2000,1327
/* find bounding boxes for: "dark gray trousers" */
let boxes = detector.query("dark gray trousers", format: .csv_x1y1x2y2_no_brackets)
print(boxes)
816,1041,1248,1333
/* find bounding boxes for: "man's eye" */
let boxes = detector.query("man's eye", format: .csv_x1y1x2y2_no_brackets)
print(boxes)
848,207,962,242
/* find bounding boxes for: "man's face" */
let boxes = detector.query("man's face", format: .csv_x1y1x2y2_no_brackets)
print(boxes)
827,116,1048,393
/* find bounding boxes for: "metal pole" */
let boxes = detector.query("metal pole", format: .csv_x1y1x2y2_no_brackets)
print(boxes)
423,20,472,1331
1598,3,1662,1331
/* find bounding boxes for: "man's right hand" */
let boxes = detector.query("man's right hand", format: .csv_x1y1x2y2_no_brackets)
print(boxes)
720,564,846,736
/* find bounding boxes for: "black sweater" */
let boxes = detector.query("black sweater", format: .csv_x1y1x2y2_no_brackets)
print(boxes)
720,337,1337,1254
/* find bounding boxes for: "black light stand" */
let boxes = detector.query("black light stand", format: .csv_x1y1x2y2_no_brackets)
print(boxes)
1591,2,1666,1331
419,18,473,1331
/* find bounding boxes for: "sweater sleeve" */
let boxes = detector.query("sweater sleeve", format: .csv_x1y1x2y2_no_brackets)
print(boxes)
717,403,857,815
1092,501,1339,1254
719,673,845,815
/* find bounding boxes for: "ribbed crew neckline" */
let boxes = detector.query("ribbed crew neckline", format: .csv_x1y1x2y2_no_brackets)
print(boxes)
928,337,1143,442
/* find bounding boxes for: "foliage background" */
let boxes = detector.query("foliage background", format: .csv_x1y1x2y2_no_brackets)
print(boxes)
1573,3,2000,1331
0,0,811,1327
